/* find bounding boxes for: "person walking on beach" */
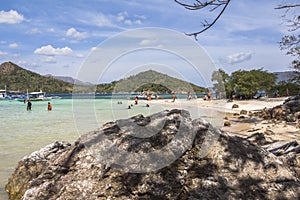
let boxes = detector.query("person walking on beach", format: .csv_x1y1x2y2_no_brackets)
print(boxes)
207,91,211,101
27,100,32,111
171,93,176,102
47,102,52,111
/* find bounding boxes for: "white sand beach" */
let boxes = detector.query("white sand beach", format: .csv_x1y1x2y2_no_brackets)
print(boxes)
134,97,299,144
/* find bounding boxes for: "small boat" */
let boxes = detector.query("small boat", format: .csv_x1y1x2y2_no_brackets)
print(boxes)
28,90,52,101
7,90,24,100
0,86,8,100
17,90,52,101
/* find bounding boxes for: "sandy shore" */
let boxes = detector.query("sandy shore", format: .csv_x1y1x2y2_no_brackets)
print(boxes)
136,97,299,144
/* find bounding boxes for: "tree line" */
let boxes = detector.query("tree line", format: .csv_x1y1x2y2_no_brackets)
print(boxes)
211,68,299,99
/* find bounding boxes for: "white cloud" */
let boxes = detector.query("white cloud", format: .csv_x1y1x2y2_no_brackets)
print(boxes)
139,39,158,46
89,13,116,27
76,53,85,58
134,14,146,20
47,28,55,33
66,28,88,40
0,51,8,56
225,51,253,64
91,47,98,51
0,41,6,44
9,43,18,48
34,45,73,56
135,20,142,25
42,56,56,63
124,19,132,25
26,28,42,34
0,10,25,24
117,11,144,26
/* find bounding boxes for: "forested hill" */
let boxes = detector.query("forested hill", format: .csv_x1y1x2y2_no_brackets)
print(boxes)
96,70,208,94
0,62,73,93
0,62,207,94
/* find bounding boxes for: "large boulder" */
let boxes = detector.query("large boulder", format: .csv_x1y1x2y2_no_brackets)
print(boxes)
6,109,300,200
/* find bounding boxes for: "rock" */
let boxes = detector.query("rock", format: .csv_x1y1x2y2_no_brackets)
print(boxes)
6,109,300,200
286,114,297,122
256,95,300,122
246,132,267,146
232,104,239,109
248,111,253,117
224,120,231,127
240,110,248,115
5,141,72,200
263,141,300,157
263,141,300,180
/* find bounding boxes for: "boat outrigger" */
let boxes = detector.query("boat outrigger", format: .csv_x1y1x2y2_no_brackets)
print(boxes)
17,90,52,101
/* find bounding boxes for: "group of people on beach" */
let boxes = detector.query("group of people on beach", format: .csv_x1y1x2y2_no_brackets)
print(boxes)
25,100,52,111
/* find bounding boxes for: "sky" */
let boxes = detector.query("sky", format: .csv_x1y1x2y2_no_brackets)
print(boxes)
0,0,296,86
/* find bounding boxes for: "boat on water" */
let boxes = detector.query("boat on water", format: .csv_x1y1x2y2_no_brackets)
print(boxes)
0,86,8,100
17,90,52,101
0,89,7,100
7,90,25,100
28,91,52,101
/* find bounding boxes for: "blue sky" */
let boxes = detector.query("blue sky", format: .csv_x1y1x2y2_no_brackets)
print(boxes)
0,0,295,86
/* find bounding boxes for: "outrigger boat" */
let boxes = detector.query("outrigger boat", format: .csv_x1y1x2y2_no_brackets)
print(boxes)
0,86,8,100
17,90,52,101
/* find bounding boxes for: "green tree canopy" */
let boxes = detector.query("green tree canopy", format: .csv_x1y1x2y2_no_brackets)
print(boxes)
212,68,277,99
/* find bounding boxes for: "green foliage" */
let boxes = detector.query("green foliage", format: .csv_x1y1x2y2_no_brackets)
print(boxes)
0,62,73,93
212,68,277,99
272,81,299,97
97,70,207,94
231,69,276,98
135,83,172,94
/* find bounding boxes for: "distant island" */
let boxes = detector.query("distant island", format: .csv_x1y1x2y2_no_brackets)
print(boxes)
0,61,207,94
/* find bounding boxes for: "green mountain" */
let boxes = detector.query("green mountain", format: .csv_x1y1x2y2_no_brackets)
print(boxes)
0,62,207,94
97,70,208,94
0,62,73,93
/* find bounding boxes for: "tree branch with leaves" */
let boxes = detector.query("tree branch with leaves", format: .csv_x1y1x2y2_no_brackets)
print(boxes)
276,3,300,85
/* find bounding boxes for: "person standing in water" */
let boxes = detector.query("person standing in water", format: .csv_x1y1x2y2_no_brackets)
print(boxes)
27,100,32,111
47,102,52,111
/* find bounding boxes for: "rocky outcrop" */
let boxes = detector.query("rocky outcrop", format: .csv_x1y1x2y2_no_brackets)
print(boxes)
6,109,300,200
256,95,300,123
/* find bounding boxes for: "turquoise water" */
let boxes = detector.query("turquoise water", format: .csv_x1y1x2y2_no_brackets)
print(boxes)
0,97,223,199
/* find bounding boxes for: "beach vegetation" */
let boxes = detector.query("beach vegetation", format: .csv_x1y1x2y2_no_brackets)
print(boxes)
212,68,277,99
272,81,299,97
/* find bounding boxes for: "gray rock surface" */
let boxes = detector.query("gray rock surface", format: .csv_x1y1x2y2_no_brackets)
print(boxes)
6,109,300,200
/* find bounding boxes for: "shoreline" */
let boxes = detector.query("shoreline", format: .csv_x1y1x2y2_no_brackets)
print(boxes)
136,97,299,144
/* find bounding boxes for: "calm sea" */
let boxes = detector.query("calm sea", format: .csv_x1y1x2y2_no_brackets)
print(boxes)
0,94,222,199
